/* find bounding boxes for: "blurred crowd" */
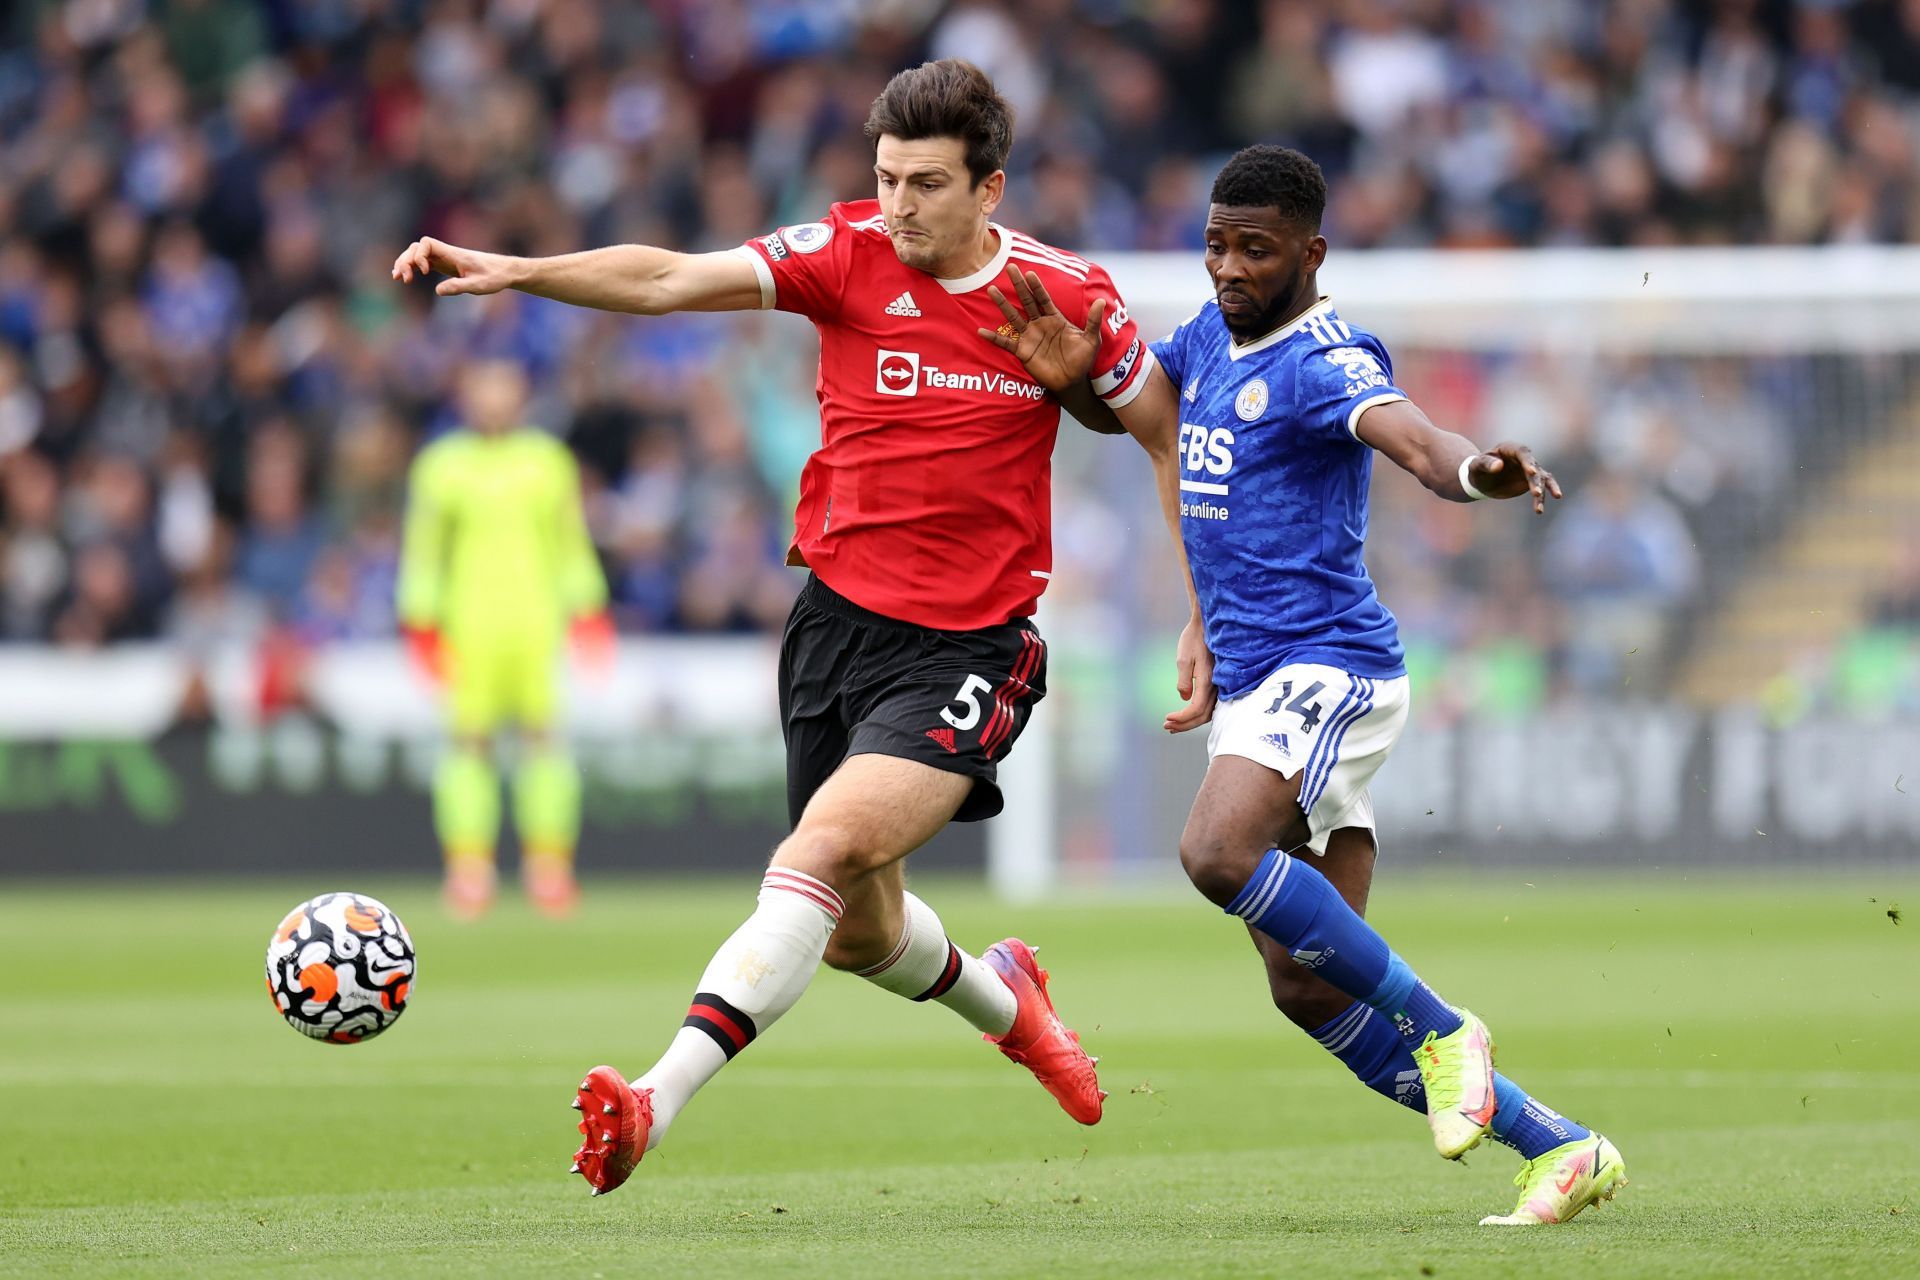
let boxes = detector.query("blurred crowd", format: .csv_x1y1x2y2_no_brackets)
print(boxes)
3,0,1919,708
1362,347,1897,711
1059,340,1910,714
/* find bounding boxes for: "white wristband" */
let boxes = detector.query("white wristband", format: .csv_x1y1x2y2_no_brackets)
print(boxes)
1458,456,1490,501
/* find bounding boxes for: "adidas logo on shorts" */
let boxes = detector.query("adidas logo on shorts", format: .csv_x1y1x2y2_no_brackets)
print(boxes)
885,291,922,318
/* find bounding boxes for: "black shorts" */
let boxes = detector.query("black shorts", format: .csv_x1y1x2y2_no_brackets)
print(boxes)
779,575,1048,826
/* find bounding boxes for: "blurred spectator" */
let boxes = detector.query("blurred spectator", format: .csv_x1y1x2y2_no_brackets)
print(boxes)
1868,547,1920,631
1544,469,1701,688
1830,544,1920,716
51,540,150,646
1,449,68,639
69,450,171,625
167,517,267,662
234,421,321,614
0,344,41,454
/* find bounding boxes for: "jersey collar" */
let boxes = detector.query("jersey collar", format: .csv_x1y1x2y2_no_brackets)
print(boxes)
933,223,1014,294
1226,296,1335,361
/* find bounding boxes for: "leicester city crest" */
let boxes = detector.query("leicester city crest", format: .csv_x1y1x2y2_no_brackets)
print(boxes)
1235,379,1268,421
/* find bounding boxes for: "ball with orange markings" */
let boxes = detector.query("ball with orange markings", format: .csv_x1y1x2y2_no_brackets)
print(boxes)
265,892,415,1043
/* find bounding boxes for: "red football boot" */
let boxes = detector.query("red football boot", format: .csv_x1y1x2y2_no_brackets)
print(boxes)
441,856,496,922
522,853,580,920
982,939,1106,1125
570,1066,653,1196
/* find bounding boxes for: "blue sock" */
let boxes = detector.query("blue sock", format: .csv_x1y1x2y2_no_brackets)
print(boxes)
1226,849,1463,1041
1310,1002,1424,1111
1488,1073,1593,1160
1310,1004,1592,1160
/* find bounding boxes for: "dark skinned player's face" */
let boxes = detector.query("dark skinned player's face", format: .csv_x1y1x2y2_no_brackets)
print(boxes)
1204,204,1327,339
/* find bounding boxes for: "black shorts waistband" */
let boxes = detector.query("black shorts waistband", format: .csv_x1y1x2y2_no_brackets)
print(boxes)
798,574,924,630
797,574,1030,635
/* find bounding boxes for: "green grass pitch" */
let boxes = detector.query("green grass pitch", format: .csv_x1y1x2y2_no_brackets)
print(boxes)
1,872,1915,1278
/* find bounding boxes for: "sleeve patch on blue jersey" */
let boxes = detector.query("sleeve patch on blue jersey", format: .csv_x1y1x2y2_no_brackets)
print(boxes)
1324,346,1390,394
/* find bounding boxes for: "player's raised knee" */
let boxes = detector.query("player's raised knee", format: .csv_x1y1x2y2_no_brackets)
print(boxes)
770,824,890,891
1178,826,1263,907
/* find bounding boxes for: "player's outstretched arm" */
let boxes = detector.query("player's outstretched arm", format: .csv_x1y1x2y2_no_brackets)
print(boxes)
390,237,764,315
1111,366,1215,732
1354,399,1564,514
980,267,1214,726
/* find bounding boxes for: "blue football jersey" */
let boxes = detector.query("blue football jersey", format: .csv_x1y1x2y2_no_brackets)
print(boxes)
1149,297,1408,698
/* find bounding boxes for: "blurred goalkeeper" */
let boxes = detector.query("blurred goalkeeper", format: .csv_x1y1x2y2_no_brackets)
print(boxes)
396,358,615,920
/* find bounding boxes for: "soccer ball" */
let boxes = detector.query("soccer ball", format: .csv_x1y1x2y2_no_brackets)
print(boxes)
265,892,415,1043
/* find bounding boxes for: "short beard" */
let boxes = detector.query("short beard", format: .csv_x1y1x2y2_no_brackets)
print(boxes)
891,236,941,271
1222,265,1306,340
1220,308,1264,340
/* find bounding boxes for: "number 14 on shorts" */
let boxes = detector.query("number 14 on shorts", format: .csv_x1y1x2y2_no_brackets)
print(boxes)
1266,679,1327,732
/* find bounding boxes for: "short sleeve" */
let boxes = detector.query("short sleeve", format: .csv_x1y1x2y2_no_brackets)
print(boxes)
1080,263,1155,410
1296,333,1409,441
736,207,858,322
1149,308,1203,395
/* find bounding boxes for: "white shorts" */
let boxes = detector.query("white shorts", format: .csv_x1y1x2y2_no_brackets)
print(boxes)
1206,662,1411,856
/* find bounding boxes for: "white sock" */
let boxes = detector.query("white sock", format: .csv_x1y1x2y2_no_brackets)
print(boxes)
633,868,842,1149
855,890,1017,1037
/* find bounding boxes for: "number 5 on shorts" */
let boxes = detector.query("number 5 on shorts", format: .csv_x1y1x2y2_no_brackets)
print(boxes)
940,674,994,732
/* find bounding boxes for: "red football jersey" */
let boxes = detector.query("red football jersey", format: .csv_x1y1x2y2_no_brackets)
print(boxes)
734,200,1152,631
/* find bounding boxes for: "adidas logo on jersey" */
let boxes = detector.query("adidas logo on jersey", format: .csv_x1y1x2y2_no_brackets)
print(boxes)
924,726,957,754
885,291,921,317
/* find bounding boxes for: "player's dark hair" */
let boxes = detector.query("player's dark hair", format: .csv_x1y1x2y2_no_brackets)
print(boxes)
864,59,1015,188
1210,145,1327,232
